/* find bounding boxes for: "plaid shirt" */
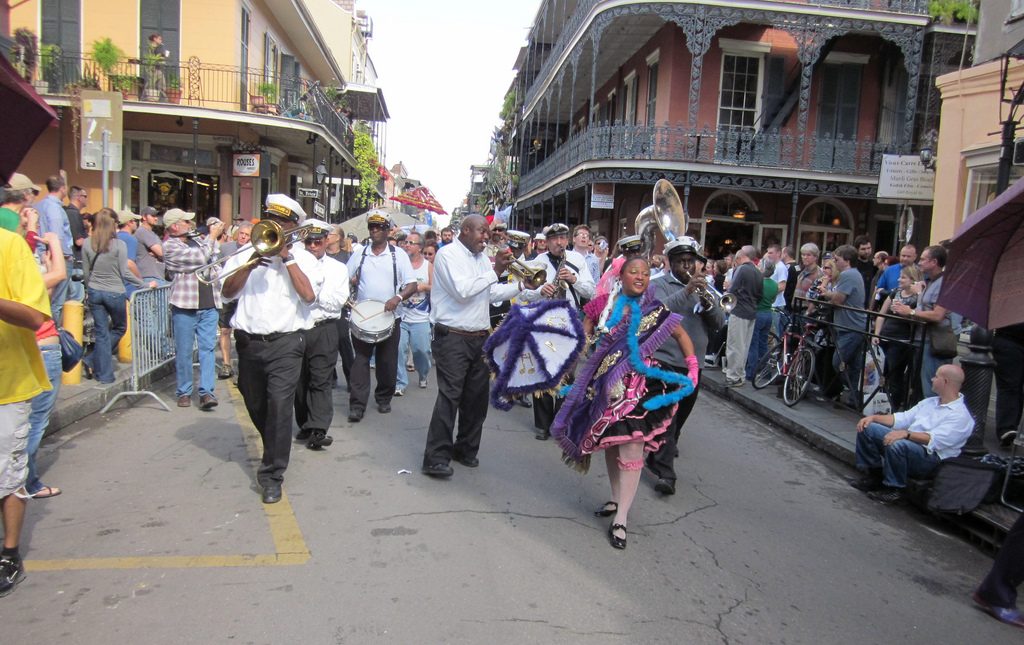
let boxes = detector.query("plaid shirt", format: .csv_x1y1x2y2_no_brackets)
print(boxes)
164,235,221,310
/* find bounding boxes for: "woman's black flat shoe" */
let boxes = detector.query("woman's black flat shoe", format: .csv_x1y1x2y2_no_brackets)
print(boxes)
594,501,617,517
608,523,627,550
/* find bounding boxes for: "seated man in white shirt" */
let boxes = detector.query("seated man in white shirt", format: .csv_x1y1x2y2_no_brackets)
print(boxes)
850,364,973,505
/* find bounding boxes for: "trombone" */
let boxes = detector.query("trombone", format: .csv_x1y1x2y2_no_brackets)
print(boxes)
193,219,316,285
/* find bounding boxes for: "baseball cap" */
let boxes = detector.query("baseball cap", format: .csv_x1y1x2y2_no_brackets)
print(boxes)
7,173,41,194
141,206,158,216
117,209,142,225
163,208,196,227
264,194,306,224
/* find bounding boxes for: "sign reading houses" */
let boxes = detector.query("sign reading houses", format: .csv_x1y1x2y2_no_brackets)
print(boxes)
877,154,935,203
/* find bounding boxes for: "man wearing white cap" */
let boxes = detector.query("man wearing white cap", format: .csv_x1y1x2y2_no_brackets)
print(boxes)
345,211,417,422
164,209,224,411
222,194,320,504
294,218,349,450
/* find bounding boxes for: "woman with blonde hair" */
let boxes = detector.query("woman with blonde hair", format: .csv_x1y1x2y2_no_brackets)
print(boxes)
82,208,143,383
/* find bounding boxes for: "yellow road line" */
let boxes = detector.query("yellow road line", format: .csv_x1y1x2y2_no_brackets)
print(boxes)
26,382,310,572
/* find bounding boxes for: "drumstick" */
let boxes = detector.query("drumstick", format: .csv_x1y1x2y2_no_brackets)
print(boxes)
360,309,390,322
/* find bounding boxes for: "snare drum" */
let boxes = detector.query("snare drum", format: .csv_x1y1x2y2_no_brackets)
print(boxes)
349,300,396,344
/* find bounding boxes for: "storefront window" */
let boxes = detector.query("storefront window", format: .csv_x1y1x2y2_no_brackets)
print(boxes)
965,165,1023,218
149,170,220,219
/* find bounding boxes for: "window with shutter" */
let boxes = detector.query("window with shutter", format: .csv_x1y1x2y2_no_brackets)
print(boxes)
140,0,180,68
42,0,80,54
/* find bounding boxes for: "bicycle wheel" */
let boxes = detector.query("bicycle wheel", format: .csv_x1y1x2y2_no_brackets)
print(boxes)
752,345,782,389
783,347,816,406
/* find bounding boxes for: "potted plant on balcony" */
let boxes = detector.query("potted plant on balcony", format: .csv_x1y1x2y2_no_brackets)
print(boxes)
251,81,278,114
10,28,39,85
90,37,126,87
140,52,164,101
39,43,62,93
165,74,182,104
928,0,979,24
110,74,138,100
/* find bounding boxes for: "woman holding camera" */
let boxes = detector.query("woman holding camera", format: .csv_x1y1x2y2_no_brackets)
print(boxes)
82,208,143,384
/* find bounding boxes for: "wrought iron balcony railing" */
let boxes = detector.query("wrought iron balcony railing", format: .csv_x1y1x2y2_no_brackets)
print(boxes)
27,53,354,152
518,122,898,195
523,0,930,110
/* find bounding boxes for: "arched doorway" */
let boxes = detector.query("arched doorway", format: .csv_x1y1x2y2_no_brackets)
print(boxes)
799,198,853,253
700,190,757,259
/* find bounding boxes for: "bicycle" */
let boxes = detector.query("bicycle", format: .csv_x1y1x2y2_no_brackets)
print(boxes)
751,308,792,390
752,307,829,407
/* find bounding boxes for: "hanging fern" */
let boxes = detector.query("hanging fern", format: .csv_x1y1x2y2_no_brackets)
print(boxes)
353,124,379,208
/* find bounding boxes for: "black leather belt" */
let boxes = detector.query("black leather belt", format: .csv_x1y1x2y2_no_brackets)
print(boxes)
236,329,298,342
435,323,489,338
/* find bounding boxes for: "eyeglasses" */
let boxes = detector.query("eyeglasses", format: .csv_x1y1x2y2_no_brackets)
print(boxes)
306,237,327,244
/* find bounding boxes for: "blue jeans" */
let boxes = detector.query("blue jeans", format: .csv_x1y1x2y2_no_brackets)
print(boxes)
920,340,952,398
833,331,864,398
171,306,218,398
397,319,432,390
855,422,942,488
87,288,128,383
27,344,62,494
745,310,774,381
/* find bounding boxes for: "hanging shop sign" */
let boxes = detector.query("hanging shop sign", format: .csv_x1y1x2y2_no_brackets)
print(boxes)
591,183,615,209
232,153,261,177
877,154,935,204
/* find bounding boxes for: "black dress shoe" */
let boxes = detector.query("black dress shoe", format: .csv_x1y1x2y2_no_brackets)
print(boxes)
654,478,676,495
422,462,454,478
453,454,479,468
378,402,391,414
594,501,618,517
261,484,282,504
608,523,627,549
295,428,312,441
348,409,364,423
306,430,333,450
535,430,550,441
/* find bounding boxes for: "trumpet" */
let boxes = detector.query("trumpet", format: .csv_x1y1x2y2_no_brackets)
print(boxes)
485,244,548,290
682,269,736,313
193,219,316,285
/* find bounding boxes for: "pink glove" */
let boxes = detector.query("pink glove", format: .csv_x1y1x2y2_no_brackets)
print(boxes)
685,355,700,387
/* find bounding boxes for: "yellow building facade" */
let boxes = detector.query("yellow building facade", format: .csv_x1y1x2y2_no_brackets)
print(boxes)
9,0,356,222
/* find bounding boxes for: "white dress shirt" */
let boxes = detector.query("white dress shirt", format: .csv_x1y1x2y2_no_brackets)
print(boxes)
308,253,350,323
223,245,321,334
431,237,520,332
346,243,416,311
892,393,975,460
517,248,596,307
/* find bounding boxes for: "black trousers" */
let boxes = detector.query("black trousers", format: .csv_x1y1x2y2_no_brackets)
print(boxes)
994,334,1024,438
977,511,1024,608
335,313,354,385
646,367,700,483
532,392,562,431
423,330,490,466
294,321,339,432
349,320,400,412
235,330,304,486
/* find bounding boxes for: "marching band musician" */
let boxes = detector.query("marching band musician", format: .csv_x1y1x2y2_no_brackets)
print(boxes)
345,212,417,423
499,230,534,409
421,215,522,478
517,222,596,438
221,194,320,505
163,209,223,411
294,219,350,451
645,237,724,496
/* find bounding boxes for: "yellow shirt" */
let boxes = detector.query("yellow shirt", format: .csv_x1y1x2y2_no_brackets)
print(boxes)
0,229,51,404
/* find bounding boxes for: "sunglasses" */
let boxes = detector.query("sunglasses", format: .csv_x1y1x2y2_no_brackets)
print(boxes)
306,236,327,244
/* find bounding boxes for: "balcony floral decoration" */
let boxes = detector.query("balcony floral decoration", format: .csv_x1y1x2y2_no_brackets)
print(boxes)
928,0,979,24
9,28,39,84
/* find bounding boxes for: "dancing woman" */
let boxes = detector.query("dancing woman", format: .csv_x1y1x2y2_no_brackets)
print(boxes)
551,257,698,549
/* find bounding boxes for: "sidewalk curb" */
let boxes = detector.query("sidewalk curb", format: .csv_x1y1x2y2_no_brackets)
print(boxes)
703,376,857,467
49,363,174,433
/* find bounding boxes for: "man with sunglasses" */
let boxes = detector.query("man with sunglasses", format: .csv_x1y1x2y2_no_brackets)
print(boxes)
346,213,418,422
294,219,349,450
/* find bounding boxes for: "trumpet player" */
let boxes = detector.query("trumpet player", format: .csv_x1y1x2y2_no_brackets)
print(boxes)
518,222,595,437
163,209,223,411
645,237,725,495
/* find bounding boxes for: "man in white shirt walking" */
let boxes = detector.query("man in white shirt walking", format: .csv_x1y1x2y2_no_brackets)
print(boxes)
422,215,521,478
850,364,973,505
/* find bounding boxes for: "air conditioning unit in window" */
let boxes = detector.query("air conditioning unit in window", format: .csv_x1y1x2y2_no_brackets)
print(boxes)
1014,138,1024,166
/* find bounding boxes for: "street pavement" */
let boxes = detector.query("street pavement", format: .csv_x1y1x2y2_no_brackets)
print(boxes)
3,374,1020,644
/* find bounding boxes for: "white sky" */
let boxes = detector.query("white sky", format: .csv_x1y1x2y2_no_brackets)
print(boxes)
354,0,541,214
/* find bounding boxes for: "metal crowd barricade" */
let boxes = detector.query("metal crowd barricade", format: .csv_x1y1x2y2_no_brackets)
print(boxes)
100,285,175,413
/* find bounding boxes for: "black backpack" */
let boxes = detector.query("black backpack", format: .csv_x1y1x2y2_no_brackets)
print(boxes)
926,456,1003,515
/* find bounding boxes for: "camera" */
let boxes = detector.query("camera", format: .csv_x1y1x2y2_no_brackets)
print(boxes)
70,259,84,282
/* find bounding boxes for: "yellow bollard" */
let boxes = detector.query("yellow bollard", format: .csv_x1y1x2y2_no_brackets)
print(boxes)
118,299,132,363
61,300,84,385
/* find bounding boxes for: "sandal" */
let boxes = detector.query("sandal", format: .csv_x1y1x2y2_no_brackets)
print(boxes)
594,501,617,517
32,486,62,499
608,523,627,550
